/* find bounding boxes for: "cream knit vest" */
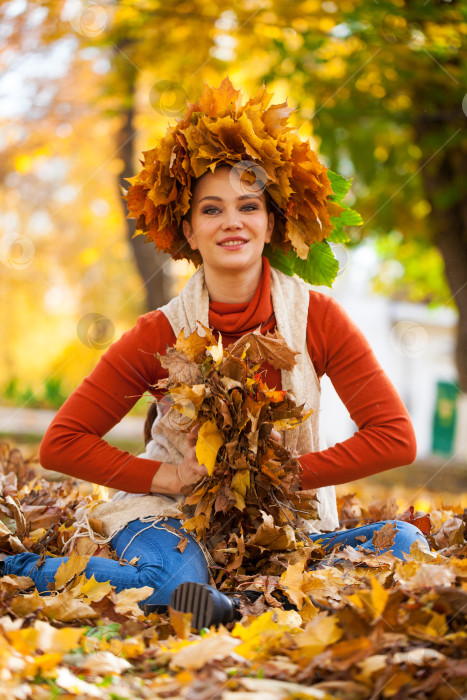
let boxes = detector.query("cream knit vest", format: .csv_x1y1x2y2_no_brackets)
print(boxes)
69,264,339,555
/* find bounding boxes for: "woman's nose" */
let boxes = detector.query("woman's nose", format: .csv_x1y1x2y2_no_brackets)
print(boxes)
221,221,242,230
221,208,243,229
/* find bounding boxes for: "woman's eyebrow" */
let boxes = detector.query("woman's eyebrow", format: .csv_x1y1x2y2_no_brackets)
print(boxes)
198,194,262,203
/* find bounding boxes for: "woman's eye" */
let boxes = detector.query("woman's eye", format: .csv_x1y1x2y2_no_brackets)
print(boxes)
202,205,258,215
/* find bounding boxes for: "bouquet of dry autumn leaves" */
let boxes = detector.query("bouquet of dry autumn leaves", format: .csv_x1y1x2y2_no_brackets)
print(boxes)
152,324,320,589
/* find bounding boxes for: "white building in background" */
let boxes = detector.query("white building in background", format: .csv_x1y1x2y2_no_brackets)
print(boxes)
316,243,465,461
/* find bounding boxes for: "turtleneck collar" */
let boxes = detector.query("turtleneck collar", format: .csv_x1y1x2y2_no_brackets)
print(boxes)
208,256,275,336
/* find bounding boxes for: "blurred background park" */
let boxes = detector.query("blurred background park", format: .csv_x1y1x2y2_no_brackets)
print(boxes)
0,0,466,496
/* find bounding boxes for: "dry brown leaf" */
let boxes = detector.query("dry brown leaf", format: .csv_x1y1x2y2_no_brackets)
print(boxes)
159,347,204,385
228,328,299,370
41,590,99,622
169,607,193,639
367,497,398,521
247,512,297,551
372,521,397,553
176,536,189,553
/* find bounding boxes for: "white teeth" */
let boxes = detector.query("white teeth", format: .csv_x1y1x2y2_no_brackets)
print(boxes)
219,240,246,246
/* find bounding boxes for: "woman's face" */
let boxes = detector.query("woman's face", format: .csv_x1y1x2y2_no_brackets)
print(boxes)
182,165,274,275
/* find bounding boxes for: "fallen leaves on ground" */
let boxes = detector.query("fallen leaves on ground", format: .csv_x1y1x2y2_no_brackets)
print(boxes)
0,443,465,699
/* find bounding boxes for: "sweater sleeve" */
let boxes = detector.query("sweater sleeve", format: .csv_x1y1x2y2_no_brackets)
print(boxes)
39,310,176,493
299,292,417,489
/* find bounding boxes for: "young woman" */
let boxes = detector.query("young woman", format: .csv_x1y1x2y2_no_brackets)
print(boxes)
2,78,429,629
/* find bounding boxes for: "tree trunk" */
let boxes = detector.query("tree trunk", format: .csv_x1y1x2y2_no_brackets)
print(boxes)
113,45,173,311
414,115,467,392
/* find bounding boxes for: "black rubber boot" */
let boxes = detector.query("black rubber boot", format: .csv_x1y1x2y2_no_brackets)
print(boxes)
170,582,239,630
169,581,295,631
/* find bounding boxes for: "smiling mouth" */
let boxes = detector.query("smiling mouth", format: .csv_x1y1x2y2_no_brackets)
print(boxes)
218,239,248,247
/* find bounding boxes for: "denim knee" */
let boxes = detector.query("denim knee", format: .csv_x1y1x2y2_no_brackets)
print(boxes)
387,519,430,557
136,559,209,606
389,519,425,538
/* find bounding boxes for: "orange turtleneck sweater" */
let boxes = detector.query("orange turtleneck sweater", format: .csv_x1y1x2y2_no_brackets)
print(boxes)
39,258,417,493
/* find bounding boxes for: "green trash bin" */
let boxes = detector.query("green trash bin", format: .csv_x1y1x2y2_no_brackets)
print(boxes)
431,380,459,456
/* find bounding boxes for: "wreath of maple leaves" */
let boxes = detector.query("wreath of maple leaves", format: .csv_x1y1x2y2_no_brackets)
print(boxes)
122,76,345,267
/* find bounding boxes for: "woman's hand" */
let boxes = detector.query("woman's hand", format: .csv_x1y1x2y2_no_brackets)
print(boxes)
175,426,209,489
149,425,208,495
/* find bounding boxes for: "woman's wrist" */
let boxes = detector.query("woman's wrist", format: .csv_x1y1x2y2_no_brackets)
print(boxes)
150,462,181,495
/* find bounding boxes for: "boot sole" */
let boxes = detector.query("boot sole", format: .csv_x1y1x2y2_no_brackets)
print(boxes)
170,582,219,631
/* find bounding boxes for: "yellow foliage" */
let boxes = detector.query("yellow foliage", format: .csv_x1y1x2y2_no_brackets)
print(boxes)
231,609,299,660
292,613,343,659
195,419,223,475
54,553,90,589
115,586,154,616
231,469,250,511
346,574,390,620
6,620,83,656
206,334,224,366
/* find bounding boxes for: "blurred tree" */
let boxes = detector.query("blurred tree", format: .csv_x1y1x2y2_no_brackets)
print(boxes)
1,0,465,390
259,0,466,388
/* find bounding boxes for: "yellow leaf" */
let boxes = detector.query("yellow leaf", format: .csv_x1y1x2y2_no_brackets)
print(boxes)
169,607,193,640
231,610,299,660
31,652,63,674
247,512,296,550
54,553,90,589
231,610,275,642
369,574,390,619
6,620,83,655
230,469,250,511
279,559,309,610
272,609,303,628
170,383,205,411
175,328,208,361
115,586,154,616
426,611,448,637
206,333,223,366
9,589,45,617
75,574,114,602
273,408,313,431
346,574,389,621
292,612,342,659
119,637,146,659
180,512,210,538
42,590,99,622
196,419,223,475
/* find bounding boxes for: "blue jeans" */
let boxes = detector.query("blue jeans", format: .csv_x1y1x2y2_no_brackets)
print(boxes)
308,519,430,567
4,518,428,607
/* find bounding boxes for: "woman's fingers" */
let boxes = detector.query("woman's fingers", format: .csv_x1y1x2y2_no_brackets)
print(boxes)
270,429,282,443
